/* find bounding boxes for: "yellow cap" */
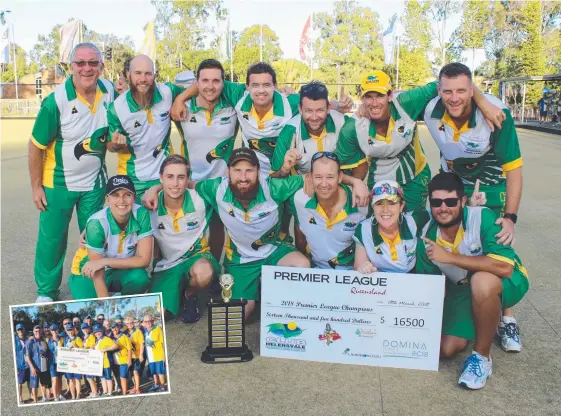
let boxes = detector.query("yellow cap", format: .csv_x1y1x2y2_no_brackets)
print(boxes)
360,71,392,97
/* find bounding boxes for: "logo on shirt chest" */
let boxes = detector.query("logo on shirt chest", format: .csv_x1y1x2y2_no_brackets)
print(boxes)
258,211,272,219
71,106,78,114
343,221,357,231
158,223,165,230
228,207,235,217
219,116,232,125
308,217,317,225
159,111,170,121
134,120,141,128
190,116,197,123
186,220,200,230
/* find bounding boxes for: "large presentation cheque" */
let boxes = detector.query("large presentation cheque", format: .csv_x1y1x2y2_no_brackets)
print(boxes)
260,266,445,371
57,347,103,376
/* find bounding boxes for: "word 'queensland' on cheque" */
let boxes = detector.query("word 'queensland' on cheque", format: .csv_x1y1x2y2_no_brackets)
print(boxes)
261,266,445,371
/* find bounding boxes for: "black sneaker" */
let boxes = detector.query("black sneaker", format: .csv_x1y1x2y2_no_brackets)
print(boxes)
181,295,200,323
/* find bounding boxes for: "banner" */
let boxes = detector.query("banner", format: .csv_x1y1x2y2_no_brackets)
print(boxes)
299,14,312,62
0,10,10,64
59,19,81,63
57,347,103,376
382,14,398,65
139,20,156,62
260,266,445,371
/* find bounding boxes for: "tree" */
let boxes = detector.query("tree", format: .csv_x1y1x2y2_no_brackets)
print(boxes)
427,0,461,67
519,1,546,103
36,303,69,326
139,306,156,319
232,25,282,81
313,1,384,92
457,1,491,72
12,308,35,331
0,44,28,82
271,59,309,88
29,24,62,69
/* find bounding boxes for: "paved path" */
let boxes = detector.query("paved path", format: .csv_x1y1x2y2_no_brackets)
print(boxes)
1,120,560,415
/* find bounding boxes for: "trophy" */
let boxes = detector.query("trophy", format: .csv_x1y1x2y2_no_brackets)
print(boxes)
201,274,253,364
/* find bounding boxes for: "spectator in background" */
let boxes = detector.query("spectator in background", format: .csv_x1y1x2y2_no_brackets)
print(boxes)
538,94,548,122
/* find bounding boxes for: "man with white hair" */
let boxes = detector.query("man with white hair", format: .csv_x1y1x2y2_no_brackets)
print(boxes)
28,42,116,303
106,54,186,200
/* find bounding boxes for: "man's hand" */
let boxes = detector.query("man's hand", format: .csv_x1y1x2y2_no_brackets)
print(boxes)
356,261,377,274
337,86,353,114
479,98,506,132
468,179,487,207
495,217,515,246
355,103,370,119
171,100,188,122
351,179,369,207
142,185,162,210
139,354,144,363
32,186,48,211
30,366,37,377
281,85,296,95
281,134,302,174
82,259,107,278
111,130,127,147
421,237,453,263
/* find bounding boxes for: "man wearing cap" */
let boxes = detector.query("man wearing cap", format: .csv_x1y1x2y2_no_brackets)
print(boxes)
106,54,186,199
47,324,65,401
72,317,84,338
81,322,98,397
111,322,132,395
143,315,166,392
25,325,52,403
287,152,367,269
29,43,117,303
63,323,84,400
174,70,196,88
84,315,94,328
172,61,353,177
146,155,218,323
114,315,124,326
43,322,52,341
15,324,31,403
96,314,105,325
92,324,119,397
335,69,504,211
423,63,524,350
271,81,348,176
68,174,153,299
415,172,529,389
125,316,145,394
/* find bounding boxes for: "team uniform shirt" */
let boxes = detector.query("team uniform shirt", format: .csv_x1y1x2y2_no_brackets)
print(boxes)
70,204,153,276
108,83,184,188
353,210,430,273
31,77,116,191
64,335,84,349
25,338,50,372
47,338,63,369
196,175,304,264
128,328,144,359
423,95,523,207
113,333,132,365
221,81,300,175
95,336,117,368
15,335,29,370
418,206,528,285
288,185,367,269
151,189,213,272
145,325,165,363
335,82,437,189
271,111,348,175
176,96,238,181
83,333,96,349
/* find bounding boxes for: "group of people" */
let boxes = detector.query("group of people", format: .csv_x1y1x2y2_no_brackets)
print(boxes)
537,91,561,123
14,313,166,404
27,40,528,390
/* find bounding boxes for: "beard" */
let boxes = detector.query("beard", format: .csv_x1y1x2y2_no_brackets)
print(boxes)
229,181,259,201
435,211,463,228
130,81,156,108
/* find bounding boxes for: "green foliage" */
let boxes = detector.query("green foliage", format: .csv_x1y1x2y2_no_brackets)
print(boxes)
0,44,27,82
232,25,282,81
271,59,309,87
519,1,546,103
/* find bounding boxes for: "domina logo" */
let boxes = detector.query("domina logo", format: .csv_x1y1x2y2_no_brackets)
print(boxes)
366,75,379,83
112,178,129,186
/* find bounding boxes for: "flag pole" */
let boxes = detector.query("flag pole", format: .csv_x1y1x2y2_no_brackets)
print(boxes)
310,13,313,80
11,21,18,104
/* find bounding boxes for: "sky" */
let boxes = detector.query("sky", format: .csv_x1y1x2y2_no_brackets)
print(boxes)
3,0,484,68
11,294,160,320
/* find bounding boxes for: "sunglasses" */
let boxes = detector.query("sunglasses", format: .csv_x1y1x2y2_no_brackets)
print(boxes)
372,186,401,197
429,197,460,208
311,151,340,164
72,60,100,68
301,83,327,95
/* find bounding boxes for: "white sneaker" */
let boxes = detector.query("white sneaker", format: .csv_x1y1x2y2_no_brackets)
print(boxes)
35,296,54,304
58,394,66,401
458,352,493,390
497,317,522,352
40,397,49,403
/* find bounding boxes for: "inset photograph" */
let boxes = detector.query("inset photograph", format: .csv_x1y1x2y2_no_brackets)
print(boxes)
10,293,169,406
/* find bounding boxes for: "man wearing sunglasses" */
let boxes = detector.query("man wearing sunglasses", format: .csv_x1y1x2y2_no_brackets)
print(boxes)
29,42,117,304
106,54,186,200
171,61,353,177
335,69,504,212
25,325,52,403
288,152,367,269
416,172,528,390
424,63,523,351
270,82,348,176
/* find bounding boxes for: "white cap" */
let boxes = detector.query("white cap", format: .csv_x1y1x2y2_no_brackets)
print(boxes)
174,70,196,86
371,180,403,205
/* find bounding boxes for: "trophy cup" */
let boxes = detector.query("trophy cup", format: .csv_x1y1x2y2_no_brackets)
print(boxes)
201,274,253,363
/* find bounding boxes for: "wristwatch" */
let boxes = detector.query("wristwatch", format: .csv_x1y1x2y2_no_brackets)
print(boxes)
503,213,518,224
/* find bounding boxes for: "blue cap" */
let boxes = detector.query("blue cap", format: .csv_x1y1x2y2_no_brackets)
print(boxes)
111,322,121,328
16,323,24,331
115,315,123,320
43,322,50,328
81,322,90,329
64,323,74,331
50,324,58,331
92,325,104,333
